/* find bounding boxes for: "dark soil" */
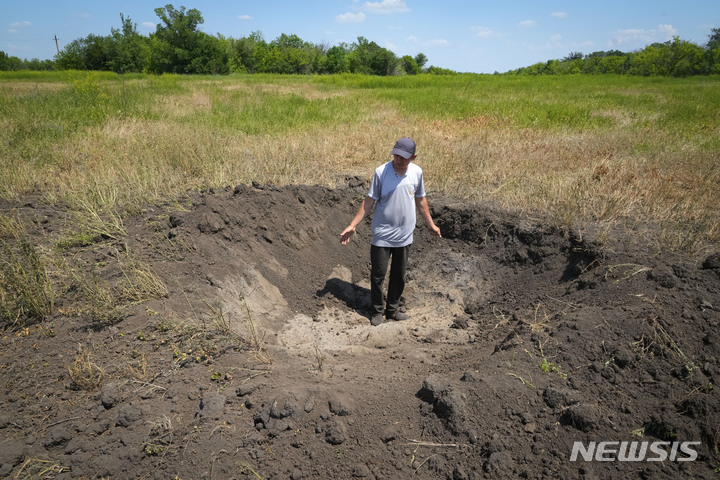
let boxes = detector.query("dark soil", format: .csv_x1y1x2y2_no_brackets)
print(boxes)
1,179,719,479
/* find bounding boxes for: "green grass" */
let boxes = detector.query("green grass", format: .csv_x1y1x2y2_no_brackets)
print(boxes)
1,71,719,253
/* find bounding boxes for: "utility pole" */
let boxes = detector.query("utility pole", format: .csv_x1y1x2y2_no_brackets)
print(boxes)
54,35,59,54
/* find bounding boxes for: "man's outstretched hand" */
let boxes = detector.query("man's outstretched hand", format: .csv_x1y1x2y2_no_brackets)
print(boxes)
428,224,442,237
340,226,356,245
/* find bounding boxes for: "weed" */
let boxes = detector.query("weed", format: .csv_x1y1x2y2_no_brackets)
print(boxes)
312,343,325,372
143,415,173,457
117,253,168,303
0,212,27,239
239,293,262,349
490,305,510,330
14,458,70,478
527,303,553,332
200,297,233,334
126,352,150,380
238,292,273,365
632,316,697,377
237,461,264,479
143,442,168,456
0,237,54,325
66,348,104,391
539,356,568,379
62,195,127,245
507,372,536,389
605,263,651,283
538,342,568,379
58,257,123,325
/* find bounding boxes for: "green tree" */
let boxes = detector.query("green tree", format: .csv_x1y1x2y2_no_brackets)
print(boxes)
189,32,228,74
705,28,720,74
707,28,720,50
707,48,720,74
107,14,149,73
149,4,209,73
347,37,398,75
55,38,86,69
543,59,562,75
55,34,110,70
628,37,705,77
6,56,24,70
24,58,55,71
425,65,457,75
592,55,628,74
400,55,420,75
265,33,313,74
563,52,583,62
227,31,266,73
414,52,428,69
324,44,349,73
665,37,705,76
627,43,665,76
0,51,9,70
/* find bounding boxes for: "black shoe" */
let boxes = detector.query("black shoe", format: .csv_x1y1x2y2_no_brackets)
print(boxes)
386,311,409,321
371,314,384,326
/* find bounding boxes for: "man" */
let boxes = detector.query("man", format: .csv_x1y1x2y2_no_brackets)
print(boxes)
340,137,442,326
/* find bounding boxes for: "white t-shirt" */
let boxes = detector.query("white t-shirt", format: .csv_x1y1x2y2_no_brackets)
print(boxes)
368,161,426,247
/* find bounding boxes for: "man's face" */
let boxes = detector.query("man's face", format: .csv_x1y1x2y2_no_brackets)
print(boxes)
393,154,412,167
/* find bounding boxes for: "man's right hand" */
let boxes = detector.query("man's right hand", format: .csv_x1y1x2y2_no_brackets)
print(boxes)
340,226,355,245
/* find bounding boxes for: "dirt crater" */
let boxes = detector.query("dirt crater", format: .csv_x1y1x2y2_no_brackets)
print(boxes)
1,181,719,479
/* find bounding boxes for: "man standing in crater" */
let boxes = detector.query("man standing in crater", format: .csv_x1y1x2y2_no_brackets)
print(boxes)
340,137,442,326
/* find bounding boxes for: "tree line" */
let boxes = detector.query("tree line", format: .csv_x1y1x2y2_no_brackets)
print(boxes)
1,4,718,77
511,29,720,77
0,5,436,76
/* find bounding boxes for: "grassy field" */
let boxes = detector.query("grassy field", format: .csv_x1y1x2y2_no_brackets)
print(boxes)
1,71,719,253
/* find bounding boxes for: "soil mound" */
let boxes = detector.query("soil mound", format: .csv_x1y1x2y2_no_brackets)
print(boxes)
1,181,719,479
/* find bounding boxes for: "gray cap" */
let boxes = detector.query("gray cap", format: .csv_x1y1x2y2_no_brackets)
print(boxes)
391,137,416,159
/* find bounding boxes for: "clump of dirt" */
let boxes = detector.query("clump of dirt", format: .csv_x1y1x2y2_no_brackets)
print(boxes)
1,180,719,479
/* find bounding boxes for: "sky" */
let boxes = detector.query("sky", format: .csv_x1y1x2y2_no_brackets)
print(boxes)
2,0,718,73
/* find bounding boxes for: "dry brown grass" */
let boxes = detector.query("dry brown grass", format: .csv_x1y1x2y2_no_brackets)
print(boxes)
15,110,720,254
2,75,718,254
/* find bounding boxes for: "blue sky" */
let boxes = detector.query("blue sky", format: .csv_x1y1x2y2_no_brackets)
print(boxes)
2,0,718,73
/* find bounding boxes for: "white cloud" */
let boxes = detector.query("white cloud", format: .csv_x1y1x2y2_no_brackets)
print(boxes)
519,20,538,28
657,24,677,39
363,0,410,14
237,15,253,21
9,20,31,33
424,39,450,47
406,35,418,42
610,24,677,46
551,12,568,19
141,22,155,30
336,12,366,23
471,26,495,38
10,21,32,29
549,34,563,48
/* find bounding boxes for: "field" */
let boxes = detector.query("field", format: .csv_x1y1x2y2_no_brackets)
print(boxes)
2,72,719,251
1,72,719,479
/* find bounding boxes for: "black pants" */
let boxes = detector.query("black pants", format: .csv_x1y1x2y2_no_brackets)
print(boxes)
370,244,409,316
